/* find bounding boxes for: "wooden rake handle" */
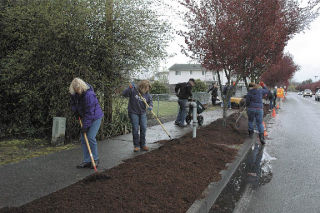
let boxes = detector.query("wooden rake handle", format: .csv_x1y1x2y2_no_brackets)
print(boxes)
79,118,97,172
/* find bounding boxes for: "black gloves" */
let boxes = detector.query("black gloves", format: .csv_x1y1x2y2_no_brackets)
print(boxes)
74,112,81,119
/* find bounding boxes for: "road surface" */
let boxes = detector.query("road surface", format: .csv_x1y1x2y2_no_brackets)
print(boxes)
235,93,320,213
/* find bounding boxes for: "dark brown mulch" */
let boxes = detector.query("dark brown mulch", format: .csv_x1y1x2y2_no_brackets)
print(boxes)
1,114,249,213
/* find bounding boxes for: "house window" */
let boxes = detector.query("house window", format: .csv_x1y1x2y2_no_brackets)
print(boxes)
175,71,181,75
190,71,193,75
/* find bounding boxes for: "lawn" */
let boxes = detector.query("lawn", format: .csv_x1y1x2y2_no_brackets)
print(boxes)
152,101,178,117
152,101,218,118
0,139,77,166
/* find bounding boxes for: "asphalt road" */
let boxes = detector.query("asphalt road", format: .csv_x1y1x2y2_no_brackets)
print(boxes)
234,93,320,213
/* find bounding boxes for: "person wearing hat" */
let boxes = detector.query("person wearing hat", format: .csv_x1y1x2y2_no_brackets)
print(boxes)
174,78,196,127
246,82,269,145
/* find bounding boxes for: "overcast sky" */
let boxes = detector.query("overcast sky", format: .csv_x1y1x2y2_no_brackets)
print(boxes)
160,0,320,83
285,17,320,82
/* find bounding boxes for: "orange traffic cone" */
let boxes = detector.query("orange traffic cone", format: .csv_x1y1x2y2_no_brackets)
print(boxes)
276,104,279,109
263,122,268,137
272,108,276,118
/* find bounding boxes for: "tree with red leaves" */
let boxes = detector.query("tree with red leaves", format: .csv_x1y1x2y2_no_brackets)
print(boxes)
180,0,318,124
261,54,299,88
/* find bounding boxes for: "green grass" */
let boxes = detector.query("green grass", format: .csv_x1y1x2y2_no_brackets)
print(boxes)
152,101,219,118
152,101,178,117
0,139,77,166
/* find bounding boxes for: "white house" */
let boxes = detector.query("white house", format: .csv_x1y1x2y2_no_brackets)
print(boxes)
168,64,228,85
168,64,248,87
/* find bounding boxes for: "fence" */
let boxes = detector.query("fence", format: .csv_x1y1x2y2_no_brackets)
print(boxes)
105,87,247,138
150,92,213,118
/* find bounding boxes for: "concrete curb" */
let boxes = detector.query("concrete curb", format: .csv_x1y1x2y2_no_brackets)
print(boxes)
186,136,255,213
187,113,273,213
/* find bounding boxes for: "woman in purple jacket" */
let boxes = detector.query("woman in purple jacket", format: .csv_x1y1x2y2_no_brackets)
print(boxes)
69,78,104,169
122,80,153,152
246,82,269,145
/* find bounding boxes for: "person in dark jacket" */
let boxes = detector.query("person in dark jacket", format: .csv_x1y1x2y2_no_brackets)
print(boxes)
208,83,218,105
246,82,269,145
273,86,277,108
268,89,274,110
70,78,104,169
174,78,195,127
123,80,153,152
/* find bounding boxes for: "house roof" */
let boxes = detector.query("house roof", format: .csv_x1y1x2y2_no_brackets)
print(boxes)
168,64,205,72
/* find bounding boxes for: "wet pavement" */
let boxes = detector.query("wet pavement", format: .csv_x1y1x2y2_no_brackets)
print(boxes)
234,93,320,213
0,108,231,208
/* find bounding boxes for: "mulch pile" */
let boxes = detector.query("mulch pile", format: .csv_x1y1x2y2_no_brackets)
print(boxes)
1,114,249,213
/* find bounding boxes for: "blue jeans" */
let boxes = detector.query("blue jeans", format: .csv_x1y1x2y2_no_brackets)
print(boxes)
223,95,231,108
247,108,264,134
80,117,102,163
175,99,188,125
129,113,147,148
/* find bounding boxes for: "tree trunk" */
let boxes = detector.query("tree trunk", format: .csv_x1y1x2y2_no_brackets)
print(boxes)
217,70,227,126
101,0,114,139
243,76,248,90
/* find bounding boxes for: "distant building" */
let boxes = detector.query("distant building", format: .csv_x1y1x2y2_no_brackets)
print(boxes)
168,64,227,85
168,63,247,87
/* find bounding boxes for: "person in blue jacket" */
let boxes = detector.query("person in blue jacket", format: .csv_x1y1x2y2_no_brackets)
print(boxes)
246,82,269,145
122,80,153,152
70,78,104,169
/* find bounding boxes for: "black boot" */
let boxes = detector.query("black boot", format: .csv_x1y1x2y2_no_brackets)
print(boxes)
248,130,254,138
259,133,265,145
76,162,91,169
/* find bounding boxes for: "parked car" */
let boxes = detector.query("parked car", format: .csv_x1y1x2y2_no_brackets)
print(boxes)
298,91,303,95
315,90,320,101
303,89,313,97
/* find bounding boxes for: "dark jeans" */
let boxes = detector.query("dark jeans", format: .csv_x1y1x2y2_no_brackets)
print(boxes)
269,99,273,109
129,113,147,148
247,108,264,134
211,96,217,105
175,99,188,125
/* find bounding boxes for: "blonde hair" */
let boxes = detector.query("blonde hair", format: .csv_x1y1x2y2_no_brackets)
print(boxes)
69,78,89,95
138,80,151,94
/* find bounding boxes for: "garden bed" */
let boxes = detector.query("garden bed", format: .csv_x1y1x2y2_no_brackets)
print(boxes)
1,114,248,213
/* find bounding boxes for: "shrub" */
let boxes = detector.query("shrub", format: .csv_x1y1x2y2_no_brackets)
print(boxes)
150,81,169,94
193,79,207,92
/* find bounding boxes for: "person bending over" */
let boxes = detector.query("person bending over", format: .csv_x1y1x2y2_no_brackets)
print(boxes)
174,78,195,127
70,78,104,169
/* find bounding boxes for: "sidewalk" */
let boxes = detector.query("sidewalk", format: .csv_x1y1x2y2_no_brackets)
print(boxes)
0,108,231,208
